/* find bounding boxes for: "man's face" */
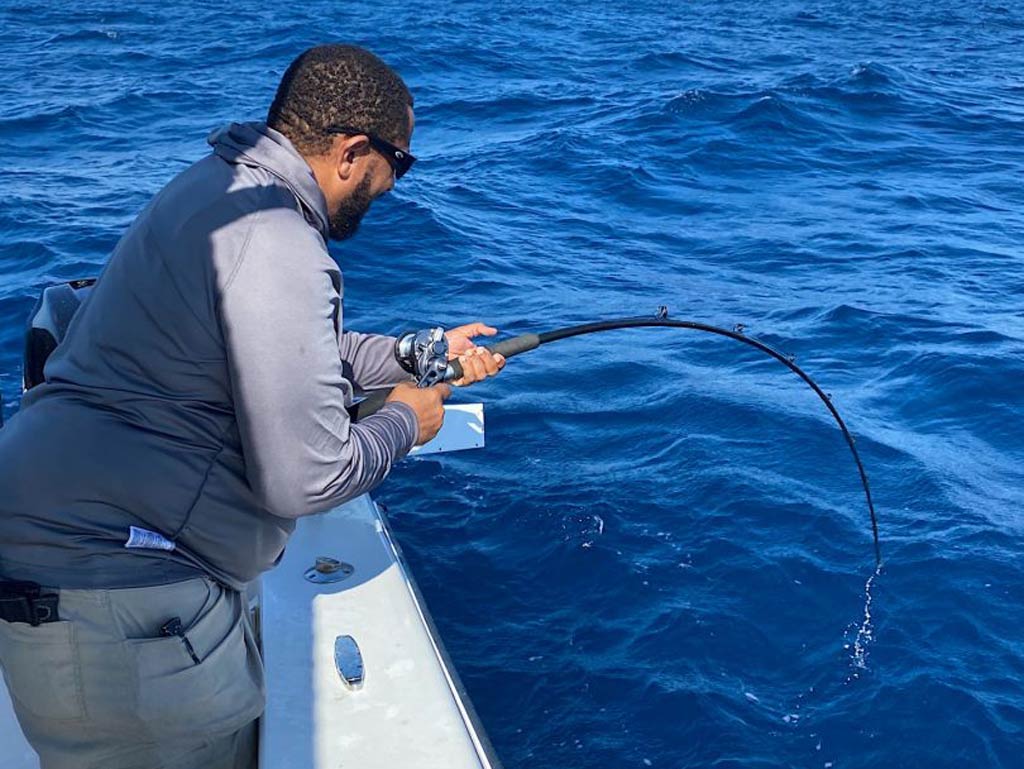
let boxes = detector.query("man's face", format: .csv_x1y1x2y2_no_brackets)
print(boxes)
327,106,414,242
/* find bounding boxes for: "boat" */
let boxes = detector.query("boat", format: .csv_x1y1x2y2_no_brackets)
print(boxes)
0,281,503,769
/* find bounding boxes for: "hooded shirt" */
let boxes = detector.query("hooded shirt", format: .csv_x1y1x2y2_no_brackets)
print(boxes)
0,122,418,590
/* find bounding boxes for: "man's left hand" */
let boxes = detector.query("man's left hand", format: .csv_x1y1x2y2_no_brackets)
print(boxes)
445,322,506,387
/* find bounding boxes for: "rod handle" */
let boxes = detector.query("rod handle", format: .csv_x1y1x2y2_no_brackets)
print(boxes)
445,333,540,383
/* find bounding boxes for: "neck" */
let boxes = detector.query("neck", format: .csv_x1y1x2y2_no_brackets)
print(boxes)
304,154,338,213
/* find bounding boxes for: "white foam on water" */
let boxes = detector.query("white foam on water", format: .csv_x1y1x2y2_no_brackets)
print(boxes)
845,563,882,680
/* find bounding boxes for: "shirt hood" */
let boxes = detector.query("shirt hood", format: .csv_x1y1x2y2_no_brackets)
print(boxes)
208,121,329,237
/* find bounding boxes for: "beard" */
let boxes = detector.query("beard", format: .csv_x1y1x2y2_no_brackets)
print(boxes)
328,173,374,241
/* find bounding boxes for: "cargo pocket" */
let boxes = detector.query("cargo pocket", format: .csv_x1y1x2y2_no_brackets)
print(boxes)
0,619,86,721
127,589,265,739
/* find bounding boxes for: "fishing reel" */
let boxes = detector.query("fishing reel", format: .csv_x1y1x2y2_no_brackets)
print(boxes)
395,327,456,387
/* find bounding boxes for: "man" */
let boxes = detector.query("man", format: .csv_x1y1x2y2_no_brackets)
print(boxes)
0,44,503,769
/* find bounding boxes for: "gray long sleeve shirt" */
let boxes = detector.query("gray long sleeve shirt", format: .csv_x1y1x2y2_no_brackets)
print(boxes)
0,122,417,590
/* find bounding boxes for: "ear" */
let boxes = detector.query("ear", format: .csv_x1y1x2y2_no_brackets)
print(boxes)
334,135,371,182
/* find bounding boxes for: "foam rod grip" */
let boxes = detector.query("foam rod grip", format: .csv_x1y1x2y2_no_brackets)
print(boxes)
444,333,541,383
446,359,465,382
488,333,541,359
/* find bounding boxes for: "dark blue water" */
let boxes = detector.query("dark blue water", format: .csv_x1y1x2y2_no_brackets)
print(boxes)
3,1,1023,766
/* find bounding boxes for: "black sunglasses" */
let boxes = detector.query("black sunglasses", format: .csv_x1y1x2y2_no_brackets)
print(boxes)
325,125,416,179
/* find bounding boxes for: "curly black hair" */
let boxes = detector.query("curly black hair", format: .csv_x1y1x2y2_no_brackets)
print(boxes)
267,44,413,157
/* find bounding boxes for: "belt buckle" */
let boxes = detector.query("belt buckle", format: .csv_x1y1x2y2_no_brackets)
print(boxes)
31,595,58,625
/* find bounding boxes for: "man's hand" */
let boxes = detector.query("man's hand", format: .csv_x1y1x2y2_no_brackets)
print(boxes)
445,322,506,387
386,382,451,445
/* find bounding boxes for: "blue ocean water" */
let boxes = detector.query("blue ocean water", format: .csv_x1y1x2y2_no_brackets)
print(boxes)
2,0,1023,766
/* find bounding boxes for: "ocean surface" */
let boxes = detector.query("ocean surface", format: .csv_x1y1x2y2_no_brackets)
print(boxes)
2,1,1023,766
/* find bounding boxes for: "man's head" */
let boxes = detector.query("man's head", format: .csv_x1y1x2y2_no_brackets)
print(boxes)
268,44,414,240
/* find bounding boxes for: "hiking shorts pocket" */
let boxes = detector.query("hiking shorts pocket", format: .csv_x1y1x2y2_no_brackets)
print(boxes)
0,618,86,722
127,587,264,738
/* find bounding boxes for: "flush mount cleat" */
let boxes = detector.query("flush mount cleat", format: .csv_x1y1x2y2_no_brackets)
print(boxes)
304,556,355,584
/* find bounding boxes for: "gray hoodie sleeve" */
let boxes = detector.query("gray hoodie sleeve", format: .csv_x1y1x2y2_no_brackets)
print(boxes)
218,208,419,519
338,330,415,390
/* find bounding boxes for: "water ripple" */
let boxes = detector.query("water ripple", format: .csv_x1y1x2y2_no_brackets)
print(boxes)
2,1,1024,767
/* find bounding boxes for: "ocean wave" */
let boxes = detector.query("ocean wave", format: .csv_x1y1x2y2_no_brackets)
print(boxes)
42,29,124,44
3,1,1024,766
632,50,730,72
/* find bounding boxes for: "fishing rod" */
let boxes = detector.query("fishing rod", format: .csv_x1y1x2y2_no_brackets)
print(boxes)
351,307,882,566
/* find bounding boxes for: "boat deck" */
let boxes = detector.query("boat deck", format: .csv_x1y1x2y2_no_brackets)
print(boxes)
0,403,499,769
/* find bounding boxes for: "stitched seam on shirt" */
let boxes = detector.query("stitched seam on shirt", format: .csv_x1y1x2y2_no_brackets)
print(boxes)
169,422,234,540
220,207,264,296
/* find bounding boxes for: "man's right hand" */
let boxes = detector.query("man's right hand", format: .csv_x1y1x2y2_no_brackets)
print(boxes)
386,382,452,445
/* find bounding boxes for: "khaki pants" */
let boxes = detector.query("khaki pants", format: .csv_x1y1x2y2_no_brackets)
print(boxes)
0,577,264,769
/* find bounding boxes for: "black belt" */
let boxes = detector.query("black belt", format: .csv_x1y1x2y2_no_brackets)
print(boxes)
0,581,60,625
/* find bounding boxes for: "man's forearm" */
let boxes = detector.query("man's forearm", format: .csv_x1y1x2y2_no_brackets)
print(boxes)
338,330,414,390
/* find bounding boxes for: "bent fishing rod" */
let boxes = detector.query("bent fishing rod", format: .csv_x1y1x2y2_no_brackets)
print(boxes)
350,307,882,566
